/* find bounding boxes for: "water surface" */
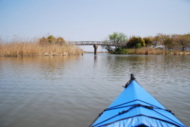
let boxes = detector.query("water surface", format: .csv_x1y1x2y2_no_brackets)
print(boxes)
0,54,189,127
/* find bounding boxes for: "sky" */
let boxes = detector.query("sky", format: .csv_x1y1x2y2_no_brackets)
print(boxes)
0,0,190,42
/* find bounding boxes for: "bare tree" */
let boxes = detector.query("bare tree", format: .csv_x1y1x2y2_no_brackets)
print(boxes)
154,33,172,50
173,34,190,51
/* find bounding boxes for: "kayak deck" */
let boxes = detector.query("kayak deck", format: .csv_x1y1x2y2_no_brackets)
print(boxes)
90,74,185,127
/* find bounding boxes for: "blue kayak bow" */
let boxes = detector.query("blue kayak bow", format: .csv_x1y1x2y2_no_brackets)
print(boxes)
90,74,185,127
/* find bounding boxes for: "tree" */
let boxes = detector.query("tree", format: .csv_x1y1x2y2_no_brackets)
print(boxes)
183,34,190,51
173,34,190,51
125,36,145,48
143,37,153,47
103,32,128,52
56,37,65,45
165,37,173,50
39,35,65,45
154,33,172,50
47,35,56,44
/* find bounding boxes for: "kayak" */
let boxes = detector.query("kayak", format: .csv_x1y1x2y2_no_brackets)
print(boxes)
89,74,185,127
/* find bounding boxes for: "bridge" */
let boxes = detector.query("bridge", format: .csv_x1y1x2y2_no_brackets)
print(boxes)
69,41,117,46
68,41,125,54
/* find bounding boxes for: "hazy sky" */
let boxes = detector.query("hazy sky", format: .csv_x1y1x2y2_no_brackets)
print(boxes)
0,0,190,42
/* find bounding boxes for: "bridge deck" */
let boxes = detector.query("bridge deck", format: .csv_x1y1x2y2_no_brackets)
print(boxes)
69,41,125,46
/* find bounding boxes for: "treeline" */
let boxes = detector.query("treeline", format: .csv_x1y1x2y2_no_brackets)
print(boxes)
39,35,65,45
104,33,190,54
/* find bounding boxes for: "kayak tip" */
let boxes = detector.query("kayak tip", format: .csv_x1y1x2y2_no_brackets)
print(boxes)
131,73,135,80
124,74,136,88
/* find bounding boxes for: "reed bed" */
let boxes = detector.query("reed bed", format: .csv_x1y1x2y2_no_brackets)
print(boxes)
0,42,83,57
127,48,190,55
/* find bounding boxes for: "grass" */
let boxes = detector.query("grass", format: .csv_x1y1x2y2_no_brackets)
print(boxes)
0,42,83,57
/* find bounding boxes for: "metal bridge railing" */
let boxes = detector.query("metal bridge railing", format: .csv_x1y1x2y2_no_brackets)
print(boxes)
68,41,125,46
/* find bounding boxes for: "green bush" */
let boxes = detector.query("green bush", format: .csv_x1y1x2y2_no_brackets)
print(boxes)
125,36,145,48
143,37,153,47
114,48,128,54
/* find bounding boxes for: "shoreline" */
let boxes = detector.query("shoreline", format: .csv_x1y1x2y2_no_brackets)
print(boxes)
112,48,190,55
1,42,189,57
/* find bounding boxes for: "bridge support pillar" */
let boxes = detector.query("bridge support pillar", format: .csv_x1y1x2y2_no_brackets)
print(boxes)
93,44,98,55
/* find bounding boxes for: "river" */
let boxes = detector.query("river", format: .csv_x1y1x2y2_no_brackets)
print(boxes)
0,54,189,127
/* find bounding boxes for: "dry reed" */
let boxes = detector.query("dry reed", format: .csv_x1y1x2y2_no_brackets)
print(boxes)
0,42,83,57
127,48,190,55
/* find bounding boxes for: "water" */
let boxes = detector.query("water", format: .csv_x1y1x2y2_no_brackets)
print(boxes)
0,54,189,127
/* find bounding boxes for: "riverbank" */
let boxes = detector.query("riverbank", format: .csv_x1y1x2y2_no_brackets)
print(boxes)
115,48,190,55
0,42,83,57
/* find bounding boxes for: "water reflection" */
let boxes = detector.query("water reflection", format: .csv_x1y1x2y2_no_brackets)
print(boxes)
102,55,190,80
0,56,81,79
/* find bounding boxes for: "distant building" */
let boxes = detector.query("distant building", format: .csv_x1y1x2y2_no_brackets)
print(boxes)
151,41,165,49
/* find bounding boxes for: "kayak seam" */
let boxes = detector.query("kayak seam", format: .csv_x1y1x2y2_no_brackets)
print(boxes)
106,99,166,111
93,114,184,127
92,104,176,127
91,104,183,127
106,103,173,115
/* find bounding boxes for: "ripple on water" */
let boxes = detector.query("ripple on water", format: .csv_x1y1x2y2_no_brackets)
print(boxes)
0,55,189,126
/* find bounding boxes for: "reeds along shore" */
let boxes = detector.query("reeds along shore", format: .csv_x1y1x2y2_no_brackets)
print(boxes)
0,42,83,57
127,48,190,55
